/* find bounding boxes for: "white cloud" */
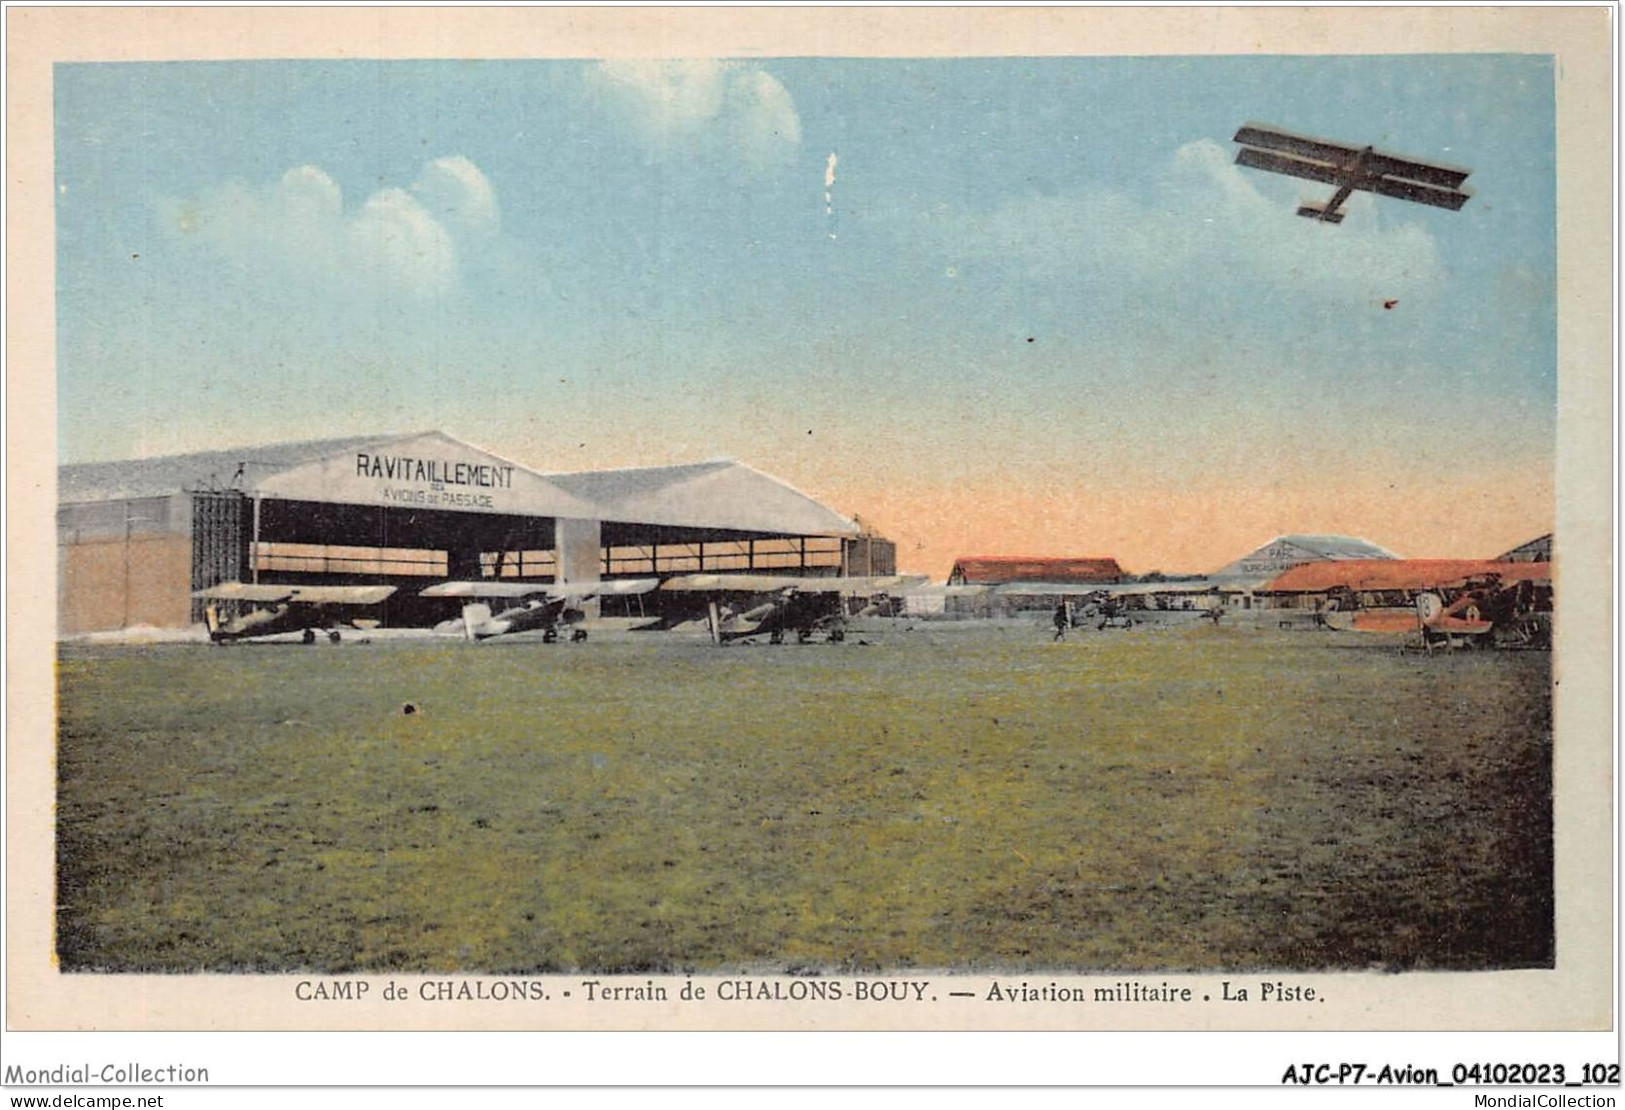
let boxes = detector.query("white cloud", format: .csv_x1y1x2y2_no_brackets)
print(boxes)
587,59,801,166
350,187,457,296
277,164,342,222
412,154,499,239
163,156,499,298
723,69,801,167
951,138,1444,303
592,59,729,137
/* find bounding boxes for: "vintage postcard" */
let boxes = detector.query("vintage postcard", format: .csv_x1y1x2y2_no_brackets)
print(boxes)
4,5,1614,1073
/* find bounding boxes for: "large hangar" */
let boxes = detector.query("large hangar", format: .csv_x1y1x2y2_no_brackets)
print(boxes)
1212,534,1398,579
57,431,889,635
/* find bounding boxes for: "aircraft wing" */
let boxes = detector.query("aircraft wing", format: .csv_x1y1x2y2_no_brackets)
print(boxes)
661,574,804,593
1234,146,1345,188
1235,123,1470,186
192,582,396,605
1435,565,1552,591
592,578,662,596
1425,613,1495,635
421,578,658,600
421,581,551,600
1367,175,1472,210
661,574,923,595
991,582,1116,597
905,584,991,597
1234,122,1365,166
803,574,925,595
1360,150,1471,190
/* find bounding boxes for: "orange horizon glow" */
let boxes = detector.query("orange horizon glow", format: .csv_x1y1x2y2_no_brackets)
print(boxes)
826,470,1554,583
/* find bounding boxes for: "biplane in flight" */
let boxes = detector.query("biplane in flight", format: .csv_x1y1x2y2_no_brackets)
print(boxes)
420,578,660,641
658,573,923,644
194,582,397,643
1232,122,1473,224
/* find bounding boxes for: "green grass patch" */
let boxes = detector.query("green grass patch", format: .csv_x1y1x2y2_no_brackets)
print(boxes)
55,624,1552,972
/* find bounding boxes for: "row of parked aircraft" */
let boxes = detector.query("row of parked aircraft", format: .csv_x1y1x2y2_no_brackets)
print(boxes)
199,561,1549,651
195,573,922,647
1041,569,1548,649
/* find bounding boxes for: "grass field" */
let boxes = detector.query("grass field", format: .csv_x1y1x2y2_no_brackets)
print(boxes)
55,621,1553,973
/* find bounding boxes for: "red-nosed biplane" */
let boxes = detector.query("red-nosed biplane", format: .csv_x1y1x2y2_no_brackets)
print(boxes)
1263,560,1550,649
1413,572,1552,651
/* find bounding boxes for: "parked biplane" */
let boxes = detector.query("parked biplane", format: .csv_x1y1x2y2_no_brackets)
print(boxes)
1414,572,1553,651
658,574,923,644
420,578,660,641
1079,585,1226,629
193,582,397,643
1233,122,1473,224
1268,560,1551,648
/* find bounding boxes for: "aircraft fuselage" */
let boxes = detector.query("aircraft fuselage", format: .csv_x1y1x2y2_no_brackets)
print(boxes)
207,603,332,643
465,597,583,640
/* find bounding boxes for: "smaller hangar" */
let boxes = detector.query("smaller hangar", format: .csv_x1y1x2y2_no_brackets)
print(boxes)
941,555,1126,618
947,556,1126,587
58,431,891,635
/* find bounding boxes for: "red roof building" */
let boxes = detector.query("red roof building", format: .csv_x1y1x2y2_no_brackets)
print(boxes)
947,556,1125,587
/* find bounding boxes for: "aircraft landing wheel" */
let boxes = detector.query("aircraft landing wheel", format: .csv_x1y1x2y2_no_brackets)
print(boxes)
828,629,845,643
328,630,342,644
769,630,784,645
571,629,588,643
542,629,559,644
302,628,317,645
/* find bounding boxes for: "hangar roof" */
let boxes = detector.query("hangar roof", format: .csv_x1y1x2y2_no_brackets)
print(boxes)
1495,532,1553,562
546,458,858,536
1213,534,1399,576
1273,534,1401,560
59,434,399,504
59,432,858,537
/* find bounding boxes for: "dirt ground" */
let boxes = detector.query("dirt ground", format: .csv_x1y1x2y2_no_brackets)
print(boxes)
54,621,1553,973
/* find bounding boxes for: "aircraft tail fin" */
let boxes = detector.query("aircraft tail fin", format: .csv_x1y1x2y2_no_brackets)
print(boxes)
461,603,492,641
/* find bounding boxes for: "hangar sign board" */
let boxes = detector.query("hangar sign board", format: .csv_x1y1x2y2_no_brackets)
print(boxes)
254,432,601,519
1227,541,1319,578
352,450,514,509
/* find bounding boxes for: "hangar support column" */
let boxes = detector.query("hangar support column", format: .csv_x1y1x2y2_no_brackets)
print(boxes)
556,517,603,615
447,542,484,581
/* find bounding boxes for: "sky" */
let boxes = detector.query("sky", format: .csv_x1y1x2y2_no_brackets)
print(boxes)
54,55,1556,577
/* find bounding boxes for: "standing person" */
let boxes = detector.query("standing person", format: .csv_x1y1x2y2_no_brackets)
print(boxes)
1053,601,1069,641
